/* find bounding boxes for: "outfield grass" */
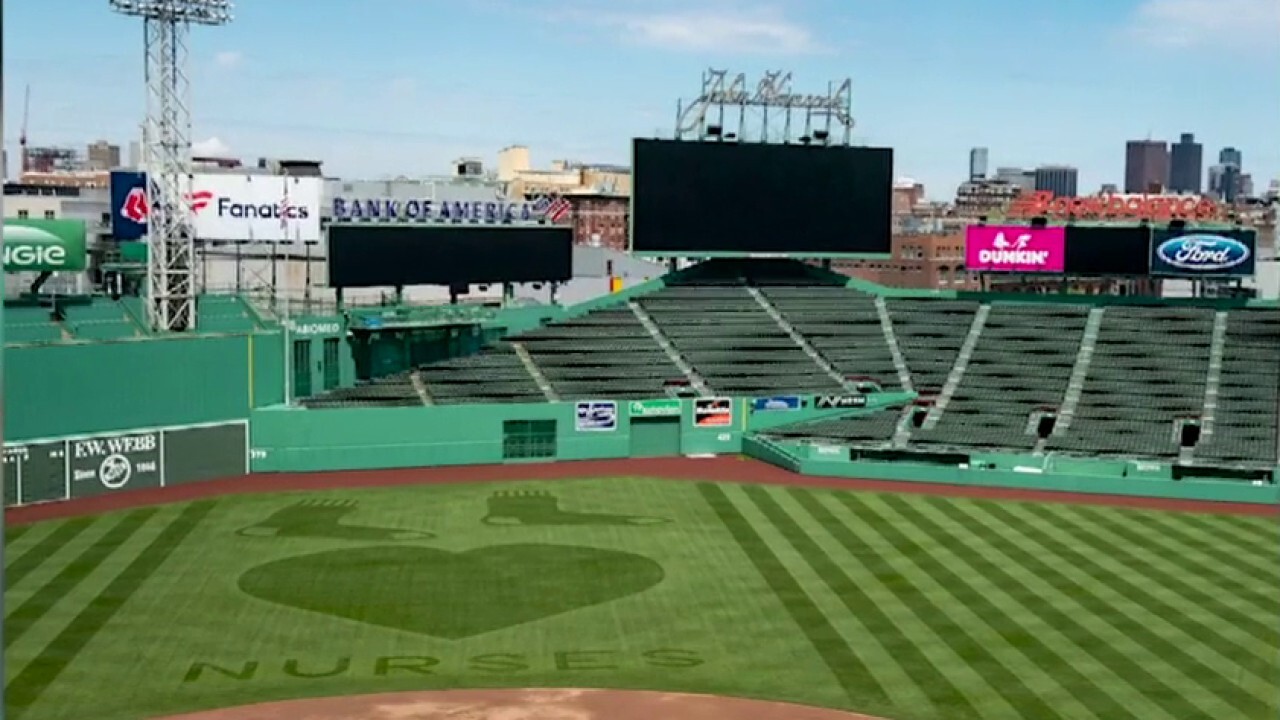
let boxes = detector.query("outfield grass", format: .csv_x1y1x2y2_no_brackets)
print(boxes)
4,478,1277,720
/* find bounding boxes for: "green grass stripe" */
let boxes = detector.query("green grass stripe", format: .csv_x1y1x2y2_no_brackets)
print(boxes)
721,486,936,714
785,488,1079,720
1009,505,1278,704
5,524,32,544
5,509,159,649
892,495,1182,720
743,486,991,720
1077,506,1278,607
827,490,1136,720
924,498,1214,720
5,501,216,718
1130,510,1277,579
1013,503,1276,680
976,501,1272,719
1057,505,1278,644
697,483,892,711
5,518,96,590
1172,512,1279,547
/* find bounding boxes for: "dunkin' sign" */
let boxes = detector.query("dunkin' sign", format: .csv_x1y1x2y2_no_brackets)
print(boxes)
965,226,1065,273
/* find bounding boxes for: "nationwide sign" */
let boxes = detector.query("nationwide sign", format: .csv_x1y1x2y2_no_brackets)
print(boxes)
1150,230,1256,277
628,399,682,417
1006,191,1223,221
2,219,88,272
330,194,570,224
109,171,323,242
965,225,1066,273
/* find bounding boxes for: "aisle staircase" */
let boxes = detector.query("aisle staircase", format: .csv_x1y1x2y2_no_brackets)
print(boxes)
512,342,560,402
748,287,859,393
922,304,991,429
875,297,914,393
628,300,711,396
1037,307,1105,453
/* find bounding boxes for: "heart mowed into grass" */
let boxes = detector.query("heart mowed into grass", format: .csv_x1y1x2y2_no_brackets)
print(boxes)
238,544,665,639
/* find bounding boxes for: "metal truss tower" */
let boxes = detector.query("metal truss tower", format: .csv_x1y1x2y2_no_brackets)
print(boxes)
110,0,233,332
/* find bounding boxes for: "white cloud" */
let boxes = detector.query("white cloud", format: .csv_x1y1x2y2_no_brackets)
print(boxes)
192,136,231,157
213,50,243,69
596,7,825,55
1128,0,1280,50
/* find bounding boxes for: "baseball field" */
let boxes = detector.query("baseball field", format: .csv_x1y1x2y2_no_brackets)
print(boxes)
4,461,1278,720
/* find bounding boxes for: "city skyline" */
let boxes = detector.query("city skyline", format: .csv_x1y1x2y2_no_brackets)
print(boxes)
4,0,1278,198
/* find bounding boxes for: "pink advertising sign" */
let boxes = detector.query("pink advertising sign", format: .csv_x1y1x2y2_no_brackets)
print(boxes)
965,226,1066,273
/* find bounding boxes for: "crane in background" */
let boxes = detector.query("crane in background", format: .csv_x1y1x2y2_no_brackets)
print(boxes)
20,83,31,175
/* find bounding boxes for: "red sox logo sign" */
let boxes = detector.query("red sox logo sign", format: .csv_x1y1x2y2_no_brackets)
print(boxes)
121,188,148,223
119,189,215,223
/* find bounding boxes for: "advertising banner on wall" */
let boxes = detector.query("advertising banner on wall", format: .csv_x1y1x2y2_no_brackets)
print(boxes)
2,219,88,272
965,226,1066,273
575,401,618,431
110,170,149,240
693,397,734,427
2,421,247,506
108,172,322,242
1150,229,1256,277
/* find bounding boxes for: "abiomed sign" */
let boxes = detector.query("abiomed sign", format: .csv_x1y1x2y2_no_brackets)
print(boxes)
1,421,248,506
2,219,88,272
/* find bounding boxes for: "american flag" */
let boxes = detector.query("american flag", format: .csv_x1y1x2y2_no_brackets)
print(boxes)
534,194,572,224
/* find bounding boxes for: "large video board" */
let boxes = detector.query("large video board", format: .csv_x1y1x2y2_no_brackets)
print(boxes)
631,139,892,256
327,225,572,288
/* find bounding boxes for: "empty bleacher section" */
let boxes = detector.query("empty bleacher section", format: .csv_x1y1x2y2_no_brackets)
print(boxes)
766,410,903,447
297,374,424,409
515,308,684,400
763,287,903,390
636,285,846,396
6,306,65,344
1046,307,1216,461
884,298,980,394
1196,309,1280,467
415,342,546,405
196,295,264,333
63,300,146,340
912,303,1089,451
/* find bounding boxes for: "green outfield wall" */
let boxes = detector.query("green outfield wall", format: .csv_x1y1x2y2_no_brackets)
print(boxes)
754,437,1280,506
2,419,249,505
248,393,907,473
6,334,284,441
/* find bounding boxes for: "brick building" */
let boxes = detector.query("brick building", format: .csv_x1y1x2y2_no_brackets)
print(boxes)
566,194,629,251
836,233,979,290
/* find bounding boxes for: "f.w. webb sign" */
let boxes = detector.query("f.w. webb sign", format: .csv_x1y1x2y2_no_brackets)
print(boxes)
2,421,248,506
70,431,160,492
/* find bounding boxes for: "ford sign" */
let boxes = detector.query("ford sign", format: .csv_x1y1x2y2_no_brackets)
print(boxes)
1154,234,1251,273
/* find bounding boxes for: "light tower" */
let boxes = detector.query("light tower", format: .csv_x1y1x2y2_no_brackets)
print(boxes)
109,0,233,332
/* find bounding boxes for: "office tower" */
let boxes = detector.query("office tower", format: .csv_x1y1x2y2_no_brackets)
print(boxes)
1169,132,1203,193
1034,165,1078,198
968,147,989,181
1219,147,1242,169
1124,140,1169,193
994,167,1035,192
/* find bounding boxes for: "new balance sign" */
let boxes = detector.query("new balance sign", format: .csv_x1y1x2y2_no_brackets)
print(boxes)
3,219,88,272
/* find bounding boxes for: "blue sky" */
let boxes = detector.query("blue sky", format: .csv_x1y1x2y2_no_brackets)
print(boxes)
4,0,1278,198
